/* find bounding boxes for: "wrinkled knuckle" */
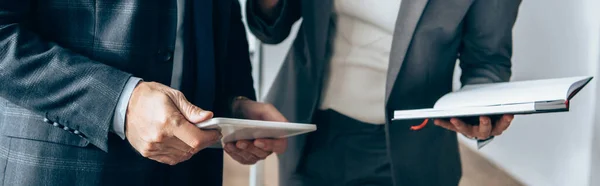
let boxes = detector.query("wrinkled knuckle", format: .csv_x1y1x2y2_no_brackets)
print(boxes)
183,153,193,161
149,132,166,143
147,142,160,151
170,90,184,98
189,139,203,149
140,152,150,158
169,89,183,96
141,142,153,151
140,150,151,158
158,114,170,127
166,113,184,127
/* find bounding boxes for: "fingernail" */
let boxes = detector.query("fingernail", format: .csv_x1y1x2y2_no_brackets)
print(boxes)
238,142,247,149
255,141,265,148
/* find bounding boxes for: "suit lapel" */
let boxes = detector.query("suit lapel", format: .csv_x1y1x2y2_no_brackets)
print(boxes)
303,0,333,80
386,0,430,102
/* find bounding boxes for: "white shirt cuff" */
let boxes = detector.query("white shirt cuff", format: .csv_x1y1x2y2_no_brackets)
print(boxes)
111,77,142,140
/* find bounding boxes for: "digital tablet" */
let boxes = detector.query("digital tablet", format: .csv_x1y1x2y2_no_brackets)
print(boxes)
196,117,317,145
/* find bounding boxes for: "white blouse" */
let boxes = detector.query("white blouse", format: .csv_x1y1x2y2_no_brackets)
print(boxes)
319,0,402,124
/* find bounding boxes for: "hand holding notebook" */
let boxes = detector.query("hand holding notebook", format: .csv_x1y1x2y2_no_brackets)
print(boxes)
393,76,593,120
393,76,593,148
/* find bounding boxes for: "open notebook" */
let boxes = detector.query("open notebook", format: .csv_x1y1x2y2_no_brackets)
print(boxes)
393,76,593,121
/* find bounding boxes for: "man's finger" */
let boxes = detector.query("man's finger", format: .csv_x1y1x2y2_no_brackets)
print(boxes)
174,122,221,154
491,114,513,136
226,152,247,164
224,148,254,165
226,143,260,163
147,145,191,160
261,104,288,122
478,116,492,139
225,142,240,153
170,92,213,123
254,138,287,154
433,119,458,131
237,141,271,159
164,138,193,153
450,118,472,137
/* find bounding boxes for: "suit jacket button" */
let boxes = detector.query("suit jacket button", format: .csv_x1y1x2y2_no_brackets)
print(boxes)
74,130,81,135
63,126,70,131
158,50,173,62
43,118,52,124
53,122,60,127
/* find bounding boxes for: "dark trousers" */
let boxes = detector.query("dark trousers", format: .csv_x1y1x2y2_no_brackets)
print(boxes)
0,132,223,186
295,110,393,186
165,148,223,186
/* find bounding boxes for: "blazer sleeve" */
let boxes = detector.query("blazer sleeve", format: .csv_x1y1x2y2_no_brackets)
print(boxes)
459,0,522,85
245,0,302,44
0,1,131,152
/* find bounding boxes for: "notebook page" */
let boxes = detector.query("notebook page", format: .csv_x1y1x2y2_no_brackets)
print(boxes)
433,76,590,109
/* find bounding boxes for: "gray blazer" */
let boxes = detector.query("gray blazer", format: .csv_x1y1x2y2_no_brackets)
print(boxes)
0,0,255,185
246,0,521,185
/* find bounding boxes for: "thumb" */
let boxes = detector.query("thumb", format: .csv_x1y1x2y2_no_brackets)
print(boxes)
171,92,213,123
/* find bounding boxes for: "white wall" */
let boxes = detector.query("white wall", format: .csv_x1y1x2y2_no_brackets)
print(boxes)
465,0,600,185
587,0,600,183
255,0,600,185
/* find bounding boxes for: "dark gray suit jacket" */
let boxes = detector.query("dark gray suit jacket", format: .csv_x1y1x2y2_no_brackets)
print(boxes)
246,0,521,185
0,0,255,185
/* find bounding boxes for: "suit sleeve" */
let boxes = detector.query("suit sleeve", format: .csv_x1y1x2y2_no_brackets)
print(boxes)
459,0,522,85
0,1,132,152
246,0,301,44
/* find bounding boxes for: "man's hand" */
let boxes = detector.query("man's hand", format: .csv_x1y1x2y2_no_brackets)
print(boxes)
125,82,221,165
433,114,514,140
224,98,288,165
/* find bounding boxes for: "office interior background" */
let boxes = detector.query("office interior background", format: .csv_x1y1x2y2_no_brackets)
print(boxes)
224,0,600,185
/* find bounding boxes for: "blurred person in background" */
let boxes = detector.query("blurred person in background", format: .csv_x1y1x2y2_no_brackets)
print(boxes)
244,0,521,185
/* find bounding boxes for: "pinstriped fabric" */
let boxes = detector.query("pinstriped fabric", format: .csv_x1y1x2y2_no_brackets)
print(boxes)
0,0,256,185
0,0,176,185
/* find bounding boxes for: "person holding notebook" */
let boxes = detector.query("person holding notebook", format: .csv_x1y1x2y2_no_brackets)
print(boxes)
236,0,522,185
